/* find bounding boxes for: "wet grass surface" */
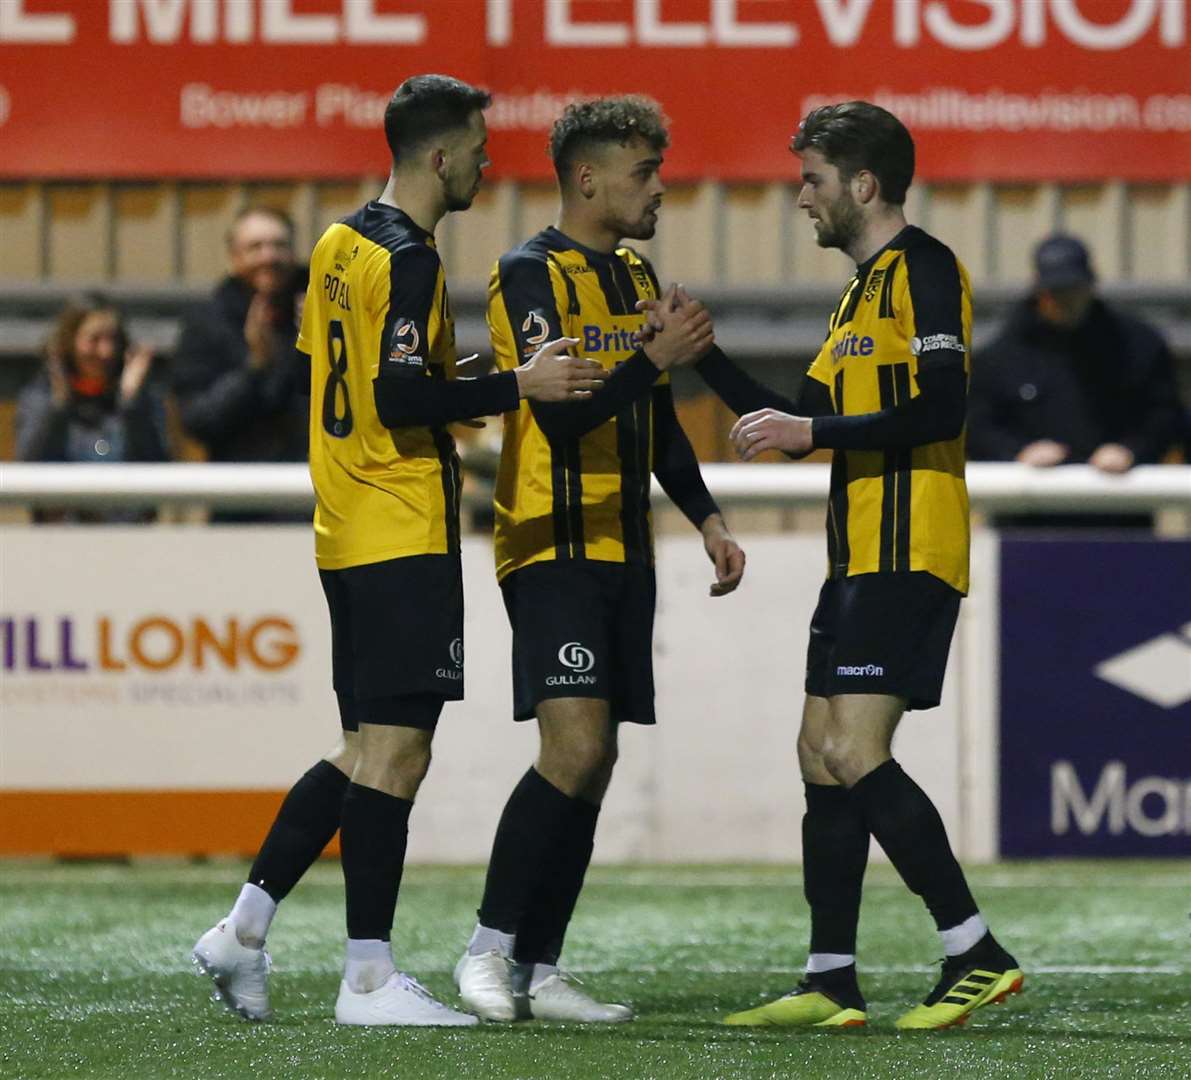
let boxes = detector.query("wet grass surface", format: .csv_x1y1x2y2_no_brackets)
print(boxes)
2,860,1188,1079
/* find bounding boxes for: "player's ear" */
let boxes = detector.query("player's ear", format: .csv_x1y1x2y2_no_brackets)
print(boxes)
576,163,597,200
431,147,448,180
853,170,878,205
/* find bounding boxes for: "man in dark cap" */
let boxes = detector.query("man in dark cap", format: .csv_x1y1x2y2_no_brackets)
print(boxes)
968,234,1181,500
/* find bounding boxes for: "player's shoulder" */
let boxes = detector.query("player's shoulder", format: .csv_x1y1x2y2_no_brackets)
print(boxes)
498,229,562,272
334,201,442,270
897,225,956,262
897,226,967,284
492,230,565,293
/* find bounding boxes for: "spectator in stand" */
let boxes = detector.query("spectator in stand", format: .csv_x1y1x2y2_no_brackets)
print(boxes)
16,294,169,521
967,233,1182,527
172,207,310,520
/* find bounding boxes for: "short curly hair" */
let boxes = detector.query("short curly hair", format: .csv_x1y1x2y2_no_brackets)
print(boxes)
549,95,670,182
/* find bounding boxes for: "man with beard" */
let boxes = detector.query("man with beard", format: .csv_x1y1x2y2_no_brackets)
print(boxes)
660,101,1023,1031
193,73,609,1028
173,206,310,496
453,95,746,1023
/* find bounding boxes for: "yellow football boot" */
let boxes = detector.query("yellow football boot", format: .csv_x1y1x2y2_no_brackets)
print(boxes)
725,974,866,1029
896,937,1024,1031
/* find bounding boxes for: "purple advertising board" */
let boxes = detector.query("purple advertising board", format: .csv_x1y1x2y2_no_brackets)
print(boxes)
999,537,1191,857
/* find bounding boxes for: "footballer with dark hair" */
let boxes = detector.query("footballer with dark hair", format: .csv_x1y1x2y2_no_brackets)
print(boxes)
192,73,607,1028
653,100,1024,1032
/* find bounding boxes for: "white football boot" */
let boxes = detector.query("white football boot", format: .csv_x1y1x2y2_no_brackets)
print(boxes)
335,971,479,1027
527,972,633,1023
192,919,272,1021
453,950,517,1021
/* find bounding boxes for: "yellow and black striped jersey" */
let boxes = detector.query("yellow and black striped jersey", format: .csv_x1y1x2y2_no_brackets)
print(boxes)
488,227,712,582
805,225,973,594
298,201,461,570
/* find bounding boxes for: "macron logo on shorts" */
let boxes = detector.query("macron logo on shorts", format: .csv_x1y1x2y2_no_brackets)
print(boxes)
836,663,885,677
546,641,597,687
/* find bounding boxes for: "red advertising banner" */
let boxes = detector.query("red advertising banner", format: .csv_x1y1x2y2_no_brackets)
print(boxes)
1,0,1189,182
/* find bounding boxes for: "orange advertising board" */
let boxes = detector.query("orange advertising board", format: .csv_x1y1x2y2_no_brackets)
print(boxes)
1,0,1188,181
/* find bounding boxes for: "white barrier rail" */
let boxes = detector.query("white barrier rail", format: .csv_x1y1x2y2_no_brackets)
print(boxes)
1,461,1188,513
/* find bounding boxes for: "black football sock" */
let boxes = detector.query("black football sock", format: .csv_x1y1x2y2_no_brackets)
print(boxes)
247,759,349,903
514,797,600,966
849,760,979,931
339,782,413,941
477,768,577,935
802,782,870,957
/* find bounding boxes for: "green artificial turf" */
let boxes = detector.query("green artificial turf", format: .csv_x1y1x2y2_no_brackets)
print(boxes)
1,861,1188,1079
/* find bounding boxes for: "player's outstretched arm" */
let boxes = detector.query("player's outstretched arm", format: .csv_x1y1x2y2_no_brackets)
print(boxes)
514,337,609,402
636,290,816,419
730,364,967,461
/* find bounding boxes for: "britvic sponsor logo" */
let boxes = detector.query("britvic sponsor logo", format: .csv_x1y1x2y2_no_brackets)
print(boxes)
831,332,874,361
546,641,597,687
582,324,637,353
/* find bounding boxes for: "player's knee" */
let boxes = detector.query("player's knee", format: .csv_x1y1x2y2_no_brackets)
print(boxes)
820,735,865,788
325,733,359,778
353,737,431,798
393,742,432,791
797,728,822,768
540,733,608,792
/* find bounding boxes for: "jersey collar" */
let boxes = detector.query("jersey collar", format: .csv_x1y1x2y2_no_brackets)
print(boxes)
542,226,622,264
368,200,435,244
855,224,920,277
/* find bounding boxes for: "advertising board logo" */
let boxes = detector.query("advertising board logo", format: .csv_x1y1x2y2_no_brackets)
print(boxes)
558,642,594,674
1,615,299,673
1052,760,1189,839
1,613,305,710
1093,624,1191,709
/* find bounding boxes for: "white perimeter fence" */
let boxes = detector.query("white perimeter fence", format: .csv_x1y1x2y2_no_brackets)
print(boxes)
1,463,1188,863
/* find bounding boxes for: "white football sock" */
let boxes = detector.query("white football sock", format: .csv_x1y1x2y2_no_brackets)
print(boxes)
227,882,276,948
529,963,559,993
805,953,855,975
940,913,988,957
344,938,396,994
467,922,515,958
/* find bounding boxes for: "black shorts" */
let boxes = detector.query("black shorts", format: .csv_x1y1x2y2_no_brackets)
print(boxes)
319,553,463,731
501,560,656,725
804,572,961,711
